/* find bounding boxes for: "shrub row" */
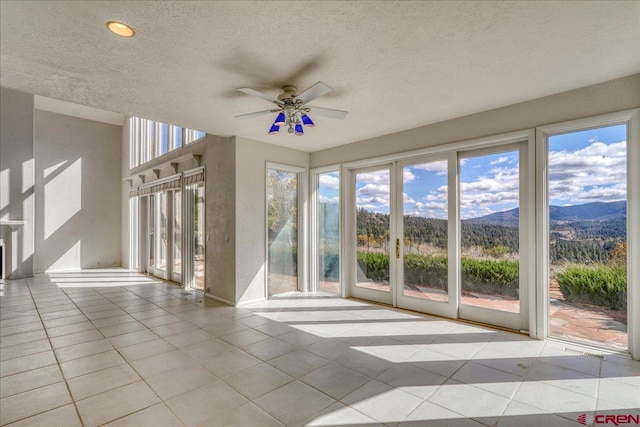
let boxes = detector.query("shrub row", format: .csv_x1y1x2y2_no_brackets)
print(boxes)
357,252,520,297
557,264,627,310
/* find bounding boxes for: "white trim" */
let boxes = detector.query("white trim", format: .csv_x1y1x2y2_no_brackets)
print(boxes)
183,166,205,178
139,173,181,190
343,129,531,169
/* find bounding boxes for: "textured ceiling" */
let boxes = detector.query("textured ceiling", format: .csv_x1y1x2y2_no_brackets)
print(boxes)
1,1,639,152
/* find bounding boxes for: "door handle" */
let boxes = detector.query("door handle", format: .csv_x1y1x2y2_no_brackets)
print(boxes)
396,238,400,259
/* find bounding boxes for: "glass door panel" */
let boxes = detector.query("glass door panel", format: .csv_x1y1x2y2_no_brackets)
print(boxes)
352,166,393,304
193,183,205,291
401,160,449,302
172,190,182,283
155,192,168,278
547,124,627,350
459,150,521,314
267,169,298,295
148,194,155,273
317,171,340,294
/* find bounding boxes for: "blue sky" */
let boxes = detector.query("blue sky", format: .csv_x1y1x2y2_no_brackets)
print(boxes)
320,124,627,220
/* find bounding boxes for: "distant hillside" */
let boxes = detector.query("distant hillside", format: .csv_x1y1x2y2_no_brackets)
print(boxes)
466,201,626,226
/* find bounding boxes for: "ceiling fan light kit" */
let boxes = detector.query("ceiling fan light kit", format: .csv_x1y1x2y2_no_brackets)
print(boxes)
236,82,348,136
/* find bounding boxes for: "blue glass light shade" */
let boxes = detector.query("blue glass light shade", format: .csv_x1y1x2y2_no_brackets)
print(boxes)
295,123,304,135
274,112,286,125
301,114,315,127
268,124,280,134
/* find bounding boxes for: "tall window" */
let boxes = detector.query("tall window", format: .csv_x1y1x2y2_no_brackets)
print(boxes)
173,190,182,277
317,171,340,294
267,168,298,295
193,183,205,290
547,124,627,350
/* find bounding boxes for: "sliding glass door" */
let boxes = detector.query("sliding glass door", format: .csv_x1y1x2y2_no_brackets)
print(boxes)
184,182,205,291
351,165,393,304
349,138,531,331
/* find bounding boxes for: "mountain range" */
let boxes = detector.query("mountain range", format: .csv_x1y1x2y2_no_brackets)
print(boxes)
465,200,626,227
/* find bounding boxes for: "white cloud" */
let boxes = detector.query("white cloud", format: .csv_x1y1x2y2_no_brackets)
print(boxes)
490,156,509,165
403,168,416,183
411,160,448,176
356,171,389,185
319,173,340,189
549,140,626,203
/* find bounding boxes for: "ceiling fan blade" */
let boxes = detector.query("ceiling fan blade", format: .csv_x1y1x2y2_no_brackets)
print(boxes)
297,82,333,104
308,106,348,120
234,109,276,119
237,87,280,104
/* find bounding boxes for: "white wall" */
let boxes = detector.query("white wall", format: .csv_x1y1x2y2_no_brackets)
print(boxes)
0,87,35,278
311,74,640,167
34,110,122,272
234,137,309,305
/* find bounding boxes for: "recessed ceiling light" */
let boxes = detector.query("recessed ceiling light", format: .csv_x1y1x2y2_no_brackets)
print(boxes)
106,21,135,37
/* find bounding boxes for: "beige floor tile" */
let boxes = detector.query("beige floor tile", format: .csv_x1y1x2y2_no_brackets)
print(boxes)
130,349,193,378
202,347,262,378
49,329,104,349
0,321,44,337
300,362,370,400
42,314,89,329
341,379,424,423
166,380,248,427
46,321,98,338
0,339,51,362
117,338,176,362
107,329,159,348
60,349,126,379
0,350,57,377
76,381,161,427
164,329,212,348
199,402,285,427
0,365,64,398
307,401,382,427
3,404,82,427
224,363,294,400
254,380,336,427
243,337,297,361
0,381,72,425
67,363,141,400
0,330,48,348
146,364,217,400
268,349,330,378
54,338,114,363
103,403,183,426
181,338,236,363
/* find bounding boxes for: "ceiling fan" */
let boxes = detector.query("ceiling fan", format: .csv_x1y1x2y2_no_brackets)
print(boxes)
235,82,348,135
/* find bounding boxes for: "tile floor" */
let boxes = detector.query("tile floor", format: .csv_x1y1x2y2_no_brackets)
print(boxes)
1,269,639,427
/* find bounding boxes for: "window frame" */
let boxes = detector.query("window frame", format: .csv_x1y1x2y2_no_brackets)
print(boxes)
536,109,640,359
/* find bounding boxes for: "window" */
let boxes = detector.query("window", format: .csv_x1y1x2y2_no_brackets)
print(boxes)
267,168,299,295
315,170,340,294
547,124,628,350
128,117,205,168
